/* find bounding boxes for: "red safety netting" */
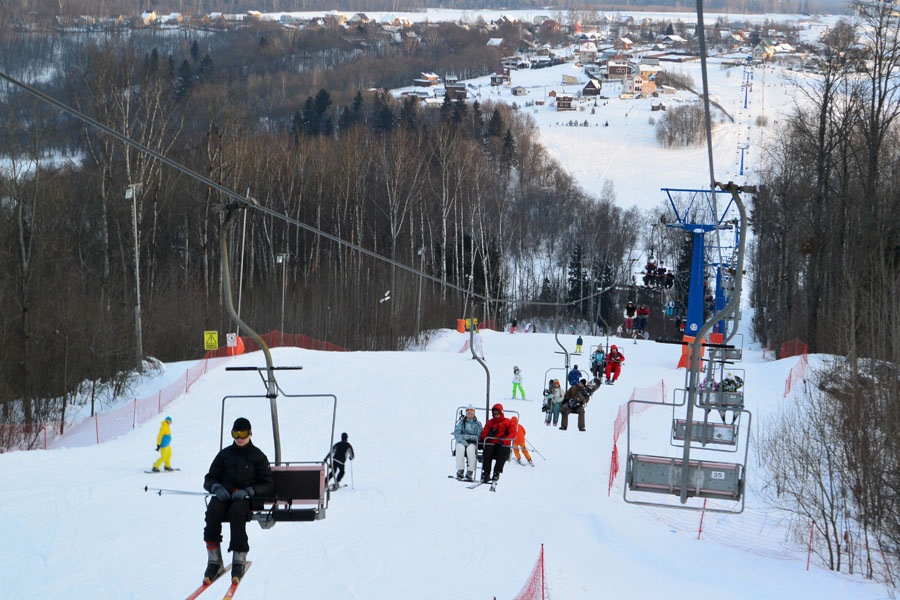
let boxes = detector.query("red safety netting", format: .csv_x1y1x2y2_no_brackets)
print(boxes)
783,354,809,398
513,544,547,600
204,331,348,358
608,380,666,495
780,338,808,359
2,332,342,452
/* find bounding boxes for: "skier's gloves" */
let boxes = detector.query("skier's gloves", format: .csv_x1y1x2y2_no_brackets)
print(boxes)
232,487,254,501
155,445,160,451
211,483,231,502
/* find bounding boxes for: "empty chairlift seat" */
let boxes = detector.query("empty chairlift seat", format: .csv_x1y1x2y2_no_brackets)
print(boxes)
626,453,743,500
709,346,742,361
672,419,737,446
251,463,327,528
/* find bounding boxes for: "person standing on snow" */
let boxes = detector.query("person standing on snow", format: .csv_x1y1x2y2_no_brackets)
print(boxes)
509,416,533,466
202,417,274,585
325,432,355,490
574,335,583,354
151,416,174,472
453,406,483,481
605,345,625,383
512,366,526,400
480,403,514,483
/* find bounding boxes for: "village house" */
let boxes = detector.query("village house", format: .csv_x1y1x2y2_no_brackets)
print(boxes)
445,83,468,100
414,72,442,87
605,57,633,81
556,94,575,111
614,37,634,51
582,79,602,96
511,86,528,96
578,41,598,64
561,73,579,85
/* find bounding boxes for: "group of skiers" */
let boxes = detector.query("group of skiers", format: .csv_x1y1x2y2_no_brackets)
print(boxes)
642,259,675,289
453,402,531,485
699,373,744,424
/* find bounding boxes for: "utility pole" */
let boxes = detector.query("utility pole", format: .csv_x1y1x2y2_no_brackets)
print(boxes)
276,252,289,346
124,183,143,374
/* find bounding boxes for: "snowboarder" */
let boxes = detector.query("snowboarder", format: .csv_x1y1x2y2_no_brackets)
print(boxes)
453,406,483,481
605,345,625,383
202,417,274,585
326,432,355,490
512,366,526,400
479,404,514,483
560,380,590,431
151,416,174,472
574,335,583,354
509,416,533,466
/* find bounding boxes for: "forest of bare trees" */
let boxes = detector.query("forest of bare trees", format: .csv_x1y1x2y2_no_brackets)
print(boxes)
752,4,900,588
0,19,644,430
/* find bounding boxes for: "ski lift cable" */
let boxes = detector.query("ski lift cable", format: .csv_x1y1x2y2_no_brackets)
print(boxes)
692,0,728,269
0,69,618,311
0,69,485,300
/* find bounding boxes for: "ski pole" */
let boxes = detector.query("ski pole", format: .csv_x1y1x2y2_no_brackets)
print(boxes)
144,486,210,497
349,458,355,490
526,441,546,460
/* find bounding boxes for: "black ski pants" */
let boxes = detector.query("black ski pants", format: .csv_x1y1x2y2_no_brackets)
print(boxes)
204,497,252,552
481,443,510,480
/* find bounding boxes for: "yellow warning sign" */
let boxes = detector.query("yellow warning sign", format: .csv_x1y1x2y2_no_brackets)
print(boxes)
204,331,219,351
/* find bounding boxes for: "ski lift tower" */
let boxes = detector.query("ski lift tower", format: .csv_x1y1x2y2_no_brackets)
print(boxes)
623,183,752,514
661,187,738,339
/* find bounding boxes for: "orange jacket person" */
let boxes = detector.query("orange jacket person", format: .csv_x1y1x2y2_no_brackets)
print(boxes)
509,416,533,466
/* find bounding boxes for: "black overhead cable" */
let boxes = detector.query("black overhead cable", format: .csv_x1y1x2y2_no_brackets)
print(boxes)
0,69,619,310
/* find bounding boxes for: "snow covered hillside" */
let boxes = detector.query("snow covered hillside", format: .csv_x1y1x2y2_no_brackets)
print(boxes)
0,327,888,599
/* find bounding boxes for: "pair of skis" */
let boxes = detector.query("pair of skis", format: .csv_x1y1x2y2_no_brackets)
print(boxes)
448,473,497,491
185,562,251,600
466,479,498,492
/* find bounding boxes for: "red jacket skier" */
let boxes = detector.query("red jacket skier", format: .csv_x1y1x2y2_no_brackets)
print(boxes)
479,403,514,483
605,345,625,383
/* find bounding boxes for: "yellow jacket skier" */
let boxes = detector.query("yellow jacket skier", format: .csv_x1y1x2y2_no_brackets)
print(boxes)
152,416,174,472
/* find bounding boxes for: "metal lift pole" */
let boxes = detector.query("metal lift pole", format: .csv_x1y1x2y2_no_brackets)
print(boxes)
220,204,283,465
678,182,749,503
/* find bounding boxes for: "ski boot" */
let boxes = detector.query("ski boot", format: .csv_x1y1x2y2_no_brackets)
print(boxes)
151,467,160,472
464,471,474,482
164,466,175,472
232,551,248,582
456,470,464,480
203,543,224,584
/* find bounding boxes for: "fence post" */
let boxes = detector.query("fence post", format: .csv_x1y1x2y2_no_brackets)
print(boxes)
540,544,545,600
133,399,137,428
697,498,707,539
158,390,162,414
95,414,100,445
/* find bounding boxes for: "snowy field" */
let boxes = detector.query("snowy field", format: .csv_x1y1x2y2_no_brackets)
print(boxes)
0,322,890,599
